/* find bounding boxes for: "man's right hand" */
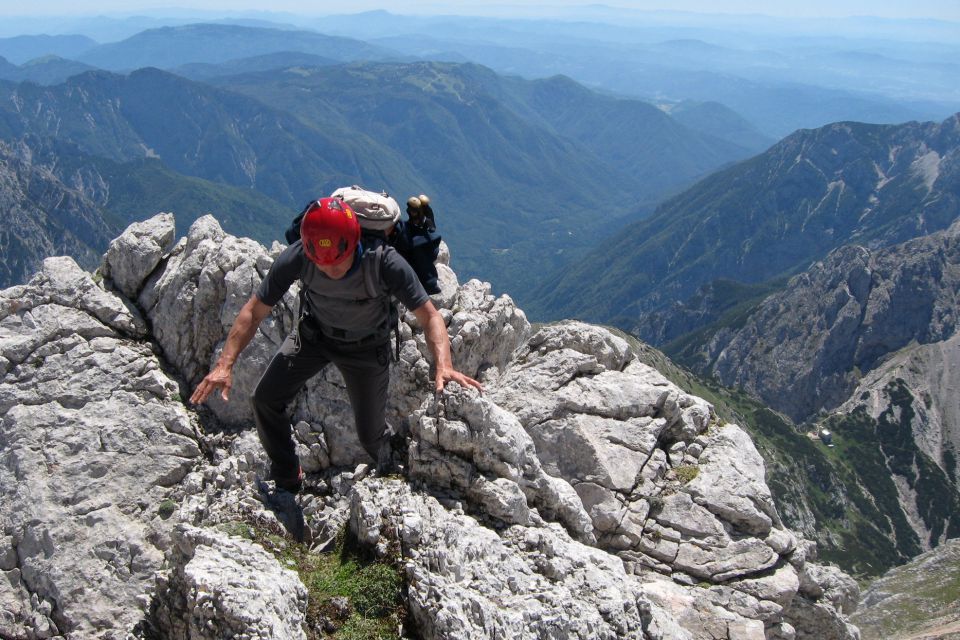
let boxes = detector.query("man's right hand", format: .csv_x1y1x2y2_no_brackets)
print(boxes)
190,364,233,405
189,295,272,406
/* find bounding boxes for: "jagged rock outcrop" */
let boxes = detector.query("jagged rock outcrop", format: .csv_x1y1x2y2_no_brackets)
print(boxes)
150,525,308,640
0,257,202,638
711,218,960,424
0,213,861,639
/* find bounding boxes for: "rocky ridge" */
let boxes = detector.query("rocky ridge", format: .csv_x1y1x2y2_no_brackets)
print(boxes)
710,218,960,426
0,214,861,639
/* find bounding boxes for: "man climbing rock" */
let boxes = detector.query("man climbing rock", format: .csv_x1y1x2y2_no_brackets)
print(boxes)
189,197,482,492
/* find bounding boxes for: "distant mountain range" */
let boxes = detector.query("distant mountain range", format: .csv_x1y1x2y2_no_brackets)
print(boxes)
0,55,97,85
0,34,97,65
75,23,404,71
336,12,958,138
532,113,960,332
171,51,338,81
0,59,756,298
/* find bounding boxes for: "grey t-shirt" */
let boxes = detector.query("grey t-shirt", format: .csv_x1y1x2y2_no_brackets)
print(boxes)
257,240,430,333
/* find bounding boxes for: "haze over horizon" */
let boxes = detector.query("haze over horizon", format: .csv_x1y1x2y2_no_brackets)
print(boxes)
2,0,959,21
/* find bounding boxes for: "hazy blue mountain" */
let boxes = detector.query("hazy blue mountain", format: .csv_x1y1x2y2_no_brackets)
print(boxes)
0,69,422,207
0,55,98,85
531,113,960,332
666,100,775,154
489,73,761,197
0,34,98,65
171,51,338,81
214,60,758,207
0,57,17,77
76,23,404,71
339,11,959,137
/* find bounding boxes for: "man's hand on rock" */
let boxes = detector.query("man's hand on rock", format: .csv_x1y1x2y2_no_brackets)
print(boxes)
435,366,483,394
190,364,234,404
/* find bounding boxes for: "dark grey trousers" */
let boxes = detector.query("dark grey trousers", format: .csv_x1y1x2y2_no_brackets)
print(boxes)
251,330,391,478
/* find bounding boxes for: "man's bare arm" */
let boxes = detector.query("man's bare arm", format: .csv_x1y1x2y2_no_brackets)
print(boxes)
412,300,483,394
190,295,273,404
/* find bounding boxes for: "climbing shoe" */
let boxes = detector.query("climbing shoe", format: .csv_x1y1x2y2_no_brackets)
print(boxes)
272,465,304,493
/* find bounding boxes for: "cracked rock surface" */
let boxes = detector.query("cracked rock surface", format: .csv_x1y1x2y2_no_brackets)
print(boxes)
0,214,860,639
0,257,201,639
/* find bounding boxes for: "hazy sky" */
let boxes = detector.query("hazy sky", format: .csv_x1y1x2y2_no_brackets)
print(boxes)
3,0,959,20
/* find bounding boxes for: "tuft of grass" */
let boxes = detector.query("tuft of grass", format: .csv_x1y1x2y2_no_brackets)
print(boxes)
225,521,406,639
674,465,700,484
216,521,255,540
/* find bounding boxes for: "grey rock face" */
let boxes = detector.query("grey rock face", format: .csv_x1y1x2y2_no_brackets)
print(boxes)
138,215,287,423
350,478,685,640
101,212,176,300
838,331,960,485
712,219,960,423
0,214,861,640
151,525,308,640
0,257,201,639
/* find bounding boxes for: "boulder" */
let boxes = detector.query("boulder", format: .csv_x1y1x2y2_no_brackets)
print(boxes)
150,525,308,640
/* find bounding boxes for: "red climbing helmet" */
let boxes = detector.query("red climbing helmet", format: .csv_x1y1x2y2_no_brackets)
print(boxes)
300,197,361,266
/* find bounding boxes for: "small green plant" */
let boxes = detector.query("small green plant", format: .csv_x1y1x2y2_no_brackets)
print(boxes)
674,465,700,484
157,499,177,519
217,521,255,540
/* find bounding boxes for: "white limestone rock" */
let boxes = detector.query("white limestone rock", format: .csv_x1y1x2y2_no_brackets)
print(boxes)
798,563,860,614
350,478,682,640
0,257,147,354
410,386,595,542
432,261,459,309
686,423,782,536
139,215,289,425
101,212,176,299
151,525,308,640
447,278,531,377
0,268,202,639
